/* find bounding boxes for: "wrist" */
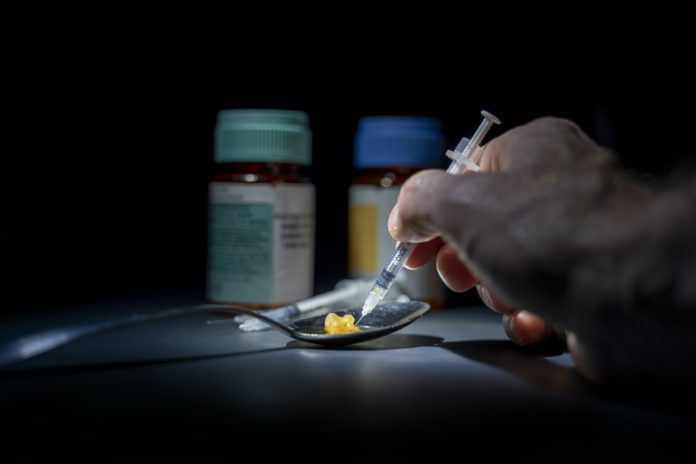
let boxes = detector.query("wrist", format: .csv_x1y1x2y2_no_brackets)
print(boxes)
570,173,693,309
565,174,696,382
564,170,657,326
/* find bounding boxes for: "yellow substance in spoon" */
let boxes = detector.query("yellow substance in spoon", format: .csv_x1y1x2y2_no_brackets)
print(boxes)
324,313,361,335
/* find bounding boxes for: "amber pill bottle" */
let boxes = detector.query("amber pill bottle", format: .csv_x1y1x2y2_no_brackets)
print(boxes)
349,116,446,307
207,109,314,308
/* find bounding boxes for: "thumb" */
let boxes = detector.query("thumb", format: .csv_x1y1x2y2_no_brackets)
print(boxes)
389,170,474,243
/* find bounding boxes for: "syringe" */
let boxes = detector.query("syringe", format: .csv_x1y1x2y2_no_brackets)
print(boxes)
357,110,501,325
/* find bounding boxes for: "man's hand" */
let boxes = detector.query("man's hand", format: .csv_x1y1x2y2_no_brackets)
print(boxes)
388,117,695,383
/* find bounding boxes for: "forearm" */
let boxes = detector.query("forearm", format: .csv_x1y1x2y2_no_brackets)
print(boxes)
564,174,696,380
569,175,696,320
629,178,696,321
462,164,695,334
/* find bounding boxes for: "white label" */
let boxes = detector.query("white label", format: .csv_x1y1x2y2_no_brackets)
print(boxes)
349,184,444,303
208,182,315,305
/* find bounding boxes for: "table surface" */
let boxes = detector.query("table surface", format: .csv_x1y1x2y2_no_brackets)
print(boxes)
1,296,693,462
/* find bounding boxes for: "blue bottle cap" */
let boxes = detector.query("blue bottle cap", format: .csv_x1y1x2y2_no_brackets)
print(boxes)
354,116,445,168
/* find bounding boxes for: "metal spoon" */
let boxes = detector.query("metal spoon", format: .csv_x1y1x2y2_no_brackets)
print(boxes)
0,301,430,366
261,300,430,346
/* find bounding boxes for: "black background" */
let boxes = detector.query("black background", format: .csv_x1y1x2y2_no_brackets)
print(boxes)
3,36,696,314
2,19,696,463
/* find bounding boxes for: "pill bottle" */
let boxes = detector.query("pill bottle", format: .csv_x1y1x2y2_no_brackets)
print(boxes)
208,109,314,308
349,116,446,307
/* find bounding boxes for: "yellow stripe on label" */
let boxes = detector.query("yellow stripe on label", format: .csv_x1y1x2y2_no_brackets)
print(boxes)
349,204,377,274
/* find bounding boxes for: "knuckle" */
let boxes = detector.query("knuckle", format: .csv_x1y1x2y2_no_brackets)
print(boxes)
399,170,446,204
528,116,580,134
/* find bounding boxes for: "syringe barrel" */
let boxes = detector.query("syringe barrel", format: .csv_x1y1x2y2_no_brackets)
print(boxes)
386,242,415,273
370,242,416,293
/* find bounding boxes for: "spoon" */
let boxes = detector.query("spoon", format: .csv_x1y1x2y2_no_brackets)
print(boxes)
257,300,430,346
0,301,430,366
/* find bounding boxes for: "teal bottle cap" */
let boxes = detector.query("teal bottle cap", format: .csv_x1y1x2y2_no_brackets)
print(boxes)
215,109,311,165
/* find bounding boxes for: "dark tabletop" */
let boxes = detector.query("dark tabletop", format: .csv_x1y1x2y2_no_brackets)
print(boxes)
0,295,692,462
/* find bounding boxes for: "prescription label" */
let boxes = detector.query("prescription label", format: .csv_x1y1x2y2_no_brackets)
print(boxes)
348,204,378,274
349,185,444,304
208,182,315,305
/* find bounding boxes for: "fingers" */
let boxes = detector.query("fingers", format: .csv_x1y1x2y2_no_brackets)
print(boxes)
478,283,563,346
405,238,478,292
388,169,516,297
405,237,444,270
478,117,606,174
388,170,461,243
503,311,562,346
476,285,515,314
436,244,477,292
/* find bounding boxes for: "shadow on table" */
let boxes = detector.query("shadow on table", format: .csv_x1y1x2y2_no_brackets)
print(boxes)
441,339,696,416
441,339,591,394
0,346,288,380
0,334,445,379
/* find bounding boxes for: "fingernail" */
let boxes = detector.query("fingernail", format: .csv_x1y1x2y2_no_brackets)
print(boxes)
502,314,521,344
477,285,493,309
388,205,400,234
515,310,546,345
436,265,456,292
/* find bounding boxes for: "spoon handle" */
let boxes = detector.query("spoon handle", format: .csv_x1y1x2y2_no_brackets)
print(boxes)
0,304,292,367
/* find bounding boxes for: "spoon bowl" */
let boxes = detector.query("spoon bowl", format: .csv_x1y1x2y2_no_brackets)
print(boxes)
226,301,430,346
287,301,429,345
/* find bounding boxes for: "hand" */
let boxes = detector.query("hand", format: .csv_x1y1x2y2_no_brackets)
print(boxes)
388,117,694,383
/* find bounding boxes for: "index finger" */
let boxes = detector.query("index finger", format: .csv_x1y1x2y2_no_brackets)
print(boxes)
388,169,490,245
405,237,445,270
